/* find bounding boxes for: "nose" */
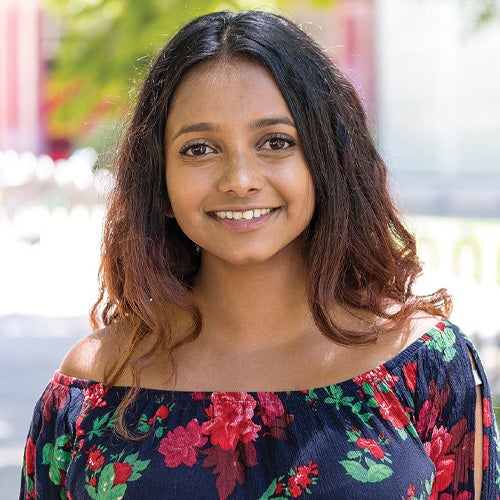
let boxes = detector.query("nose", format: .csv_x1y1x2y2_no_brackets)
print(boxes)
217,152,263,196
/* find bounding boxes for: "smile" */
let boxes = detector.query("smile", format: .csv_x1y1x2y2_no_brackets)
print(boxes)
214,208,273,221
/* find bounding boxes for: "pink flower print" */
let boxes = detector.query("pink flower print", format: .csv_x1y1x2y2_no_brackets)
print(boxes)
159,419,208,467
257,392,285,426
201,392,261,451
423,426,455,499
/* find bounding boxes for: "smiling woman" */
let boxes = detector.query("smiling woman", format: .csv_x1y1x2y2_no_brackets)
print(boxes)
20,10,499,500
165,58,315,267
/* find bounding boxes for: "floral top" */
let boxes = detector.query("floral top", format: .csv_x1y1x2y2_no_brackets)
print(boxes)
20,320,500,499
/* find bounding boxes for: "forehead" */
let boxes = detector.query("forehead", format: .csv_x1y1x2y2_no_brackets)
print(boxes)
166,57,293,130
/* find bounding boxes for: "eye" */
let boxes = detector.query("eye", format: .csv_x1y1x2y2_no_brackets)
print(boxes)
260,134,297,151
179,141,217,157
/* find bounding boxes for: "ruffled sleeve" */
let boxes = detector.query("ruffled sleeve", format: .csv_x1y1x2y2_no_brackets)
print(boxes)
20,372,87,500
413,321,500,499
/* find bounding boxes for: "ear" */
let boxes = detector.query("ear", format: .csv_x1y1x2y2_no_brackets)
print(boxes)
165,195,175,218
165,205,175,218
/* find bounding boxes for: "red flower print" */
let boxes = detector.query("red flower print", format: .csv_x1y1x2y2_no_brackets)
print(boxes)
147,404,170,426
406,483,416,499
356,437,385,459
483,397,492,427
423,426,455,499
354,365,399,390
82,384,108,412
112,461,134,486
156,405,170,420
86,445,105,472
159,419,208,467
201,392,261,451
88,476,97,487
287,461,319,497
275,481,285,494
41,380,70,421
191,392,206,401
403,362,417,392
483,435,489,471
257,392,285,426
435,321,446,331
376,393,410,429
416,380,450,439
25,437,36,476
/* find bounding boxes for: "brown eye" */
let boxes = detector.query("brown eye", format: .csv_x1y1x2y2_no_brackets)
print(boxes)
180,142,216,157
268,138,288,150
260,134,296,151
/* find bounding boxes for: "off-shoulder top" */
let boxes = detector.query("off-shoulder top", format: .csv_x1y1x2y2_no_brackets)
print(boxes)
20,320,500,499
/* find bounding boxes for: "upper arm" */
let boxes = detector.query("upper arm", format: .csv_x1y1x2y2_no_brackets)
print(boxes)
59,327,118,382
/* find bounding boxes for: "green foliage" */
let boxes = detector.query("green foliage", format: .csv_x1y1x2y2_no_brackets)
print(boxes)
41,0,336,141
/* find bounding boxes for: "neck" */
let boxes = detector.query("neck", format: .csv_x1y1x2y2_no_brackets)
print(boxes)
193,249,314,350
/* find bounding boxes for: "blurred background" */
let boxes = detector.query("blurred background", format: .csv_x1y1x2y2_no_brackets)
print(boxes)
1,0,499,496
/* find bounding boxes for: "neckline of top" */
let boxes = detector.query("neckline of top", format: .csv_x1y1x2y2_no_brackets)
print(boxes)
54,319,455,395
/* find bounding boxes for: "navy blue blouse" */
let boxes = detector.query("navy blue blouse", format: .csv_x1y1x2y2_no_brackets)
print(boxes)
20,321,500,499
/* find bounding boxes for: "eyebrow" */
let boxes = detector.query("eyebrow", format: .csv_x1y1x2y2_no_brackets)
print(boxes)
172,122,219,140
171,116,296,141
250,116,296,130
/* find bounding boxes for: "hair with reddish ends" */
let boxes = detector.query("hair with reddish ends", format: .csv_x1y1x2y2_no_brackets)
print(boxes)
90,10,451,437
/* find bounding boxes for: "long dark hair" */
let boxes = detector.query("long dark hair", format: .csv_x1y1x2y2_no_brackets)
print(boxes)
91,10,451,436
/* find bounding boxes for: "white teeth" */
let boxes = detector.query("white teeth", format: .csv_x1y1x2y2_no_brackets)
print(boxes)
214,208,272,220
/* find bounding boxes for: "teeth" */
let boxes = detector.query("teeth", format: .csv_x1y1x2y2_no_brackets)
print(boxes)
214,208,272,220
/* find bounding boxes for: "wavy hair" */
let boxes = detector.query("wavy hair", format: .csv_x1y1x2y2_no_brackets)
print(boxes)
91,10,451,436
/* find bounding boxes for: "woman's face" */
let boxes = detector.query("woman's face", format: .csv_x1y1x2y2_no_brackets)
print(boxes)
165,58,315,267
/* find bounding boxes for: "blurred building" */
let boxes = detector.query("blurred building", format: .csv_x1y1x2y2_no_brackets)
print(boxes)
0,0,47,155
376,0,500,218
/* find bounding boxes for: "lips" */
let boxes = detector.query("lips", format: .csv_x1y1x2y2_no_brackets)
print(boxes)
213,208,273,221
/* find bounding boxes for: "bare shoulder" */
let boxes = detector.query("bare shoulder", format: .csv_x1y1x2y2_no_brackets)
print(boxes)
406,312,442,343
59,324,124,382
363,312,441,365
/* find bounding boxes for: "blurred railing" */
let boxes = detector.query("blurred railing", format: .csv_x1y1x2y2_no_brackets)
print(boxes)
1,149,499,395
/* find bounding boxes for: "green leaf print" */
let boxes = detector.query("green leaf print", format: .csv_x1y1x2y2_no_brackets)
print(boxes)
323,385,373,427
97,463,115,494
366,464,393,482
88,412,116,440
85,484,97,499
361,382,374,397
42,434,72,488
258,478,280,500
427,326,457,362
340,460,369,482
340,460,393,483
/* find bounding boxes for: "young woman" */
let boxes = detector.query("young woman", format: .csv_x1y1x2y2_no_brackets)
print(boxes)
20,10,499,499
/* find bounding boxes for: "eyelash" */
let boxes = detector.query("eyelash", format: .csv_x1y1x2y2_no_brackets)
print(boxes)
179,140,216,157
259,134,296,150
178,133,297,157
